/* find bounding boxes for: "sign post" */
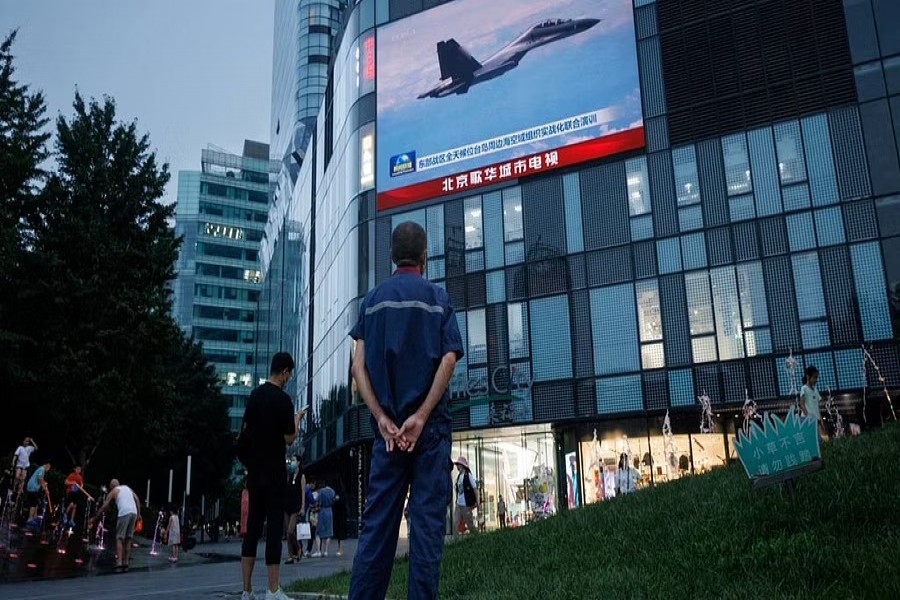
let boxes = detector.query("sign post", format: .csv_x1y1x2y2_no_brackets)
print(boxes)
733,406,824,497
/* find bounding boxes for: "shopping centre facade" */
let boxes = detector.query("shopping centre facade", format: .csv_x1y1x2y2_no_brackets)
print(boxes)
256,0,900,532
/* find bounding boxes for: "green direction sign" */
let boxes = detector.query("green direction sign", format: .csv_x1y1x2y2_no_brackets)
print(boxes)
733,406,822,479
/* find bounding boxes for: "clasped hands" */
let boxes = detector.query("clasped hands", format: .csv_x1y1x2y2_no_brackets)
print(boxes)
378,413,425,453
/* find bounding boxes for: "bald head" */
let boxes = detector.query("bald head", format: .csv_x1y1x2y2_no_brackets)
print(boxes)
109,478,120,489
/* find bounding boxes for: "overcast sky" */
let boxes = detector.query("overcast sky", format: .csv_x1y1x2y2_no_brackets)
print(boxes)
2,0,274,205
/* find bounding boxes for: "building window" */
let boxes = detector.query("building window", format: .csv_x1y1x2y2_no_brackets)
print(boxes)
635,280,664,370
774,120,808,185
467,308,487,364
508,303,529,359
464,196,483,250
626,157,651,216
502,187,523,242
529,295,572,382
722,133,752,196
685,271,716,363
736,262,771,356
591,284,640,375
672,145,701,206
709,266,745,361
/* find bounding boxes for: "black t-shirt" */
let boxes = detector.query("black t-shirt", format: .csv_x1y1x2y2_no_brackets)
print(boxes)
241,382,295,488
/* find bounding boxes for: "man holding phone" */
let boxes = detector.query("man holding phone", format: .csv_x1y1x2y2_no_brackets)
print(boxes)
348,222,464,600
238,352,306,600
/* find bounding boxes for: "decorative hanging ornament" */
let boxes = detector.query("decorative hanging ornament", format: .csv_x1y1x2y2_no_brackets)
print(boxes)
861,344,896,422
741,389,759,438
785,348,800,407
823,385,845,440
698,391,714,434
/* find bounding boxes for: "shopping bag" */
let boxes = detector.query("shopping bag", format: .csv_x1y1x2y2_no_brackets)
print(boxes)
296,522,312,540
240,489,249,537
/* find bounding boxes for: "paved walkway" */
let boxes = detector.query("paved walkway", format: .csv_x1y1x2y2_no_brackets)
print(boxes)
0,537,408,599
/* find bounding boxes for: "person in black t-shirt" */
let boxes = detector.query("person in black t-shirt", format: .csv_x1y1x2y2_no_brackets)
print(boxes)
239,352,306,600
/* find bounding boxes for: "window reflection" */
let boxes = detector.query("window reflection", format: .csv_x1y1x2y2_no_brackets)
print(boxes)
710,266,744,360
636,280,663,341
502,187,524,242
626,157,650,216
773,120,808,185
672,145,701,206
508,303,529,359
467,308,487,364
722,133,752,196
685,272,715,335
464,196,484,250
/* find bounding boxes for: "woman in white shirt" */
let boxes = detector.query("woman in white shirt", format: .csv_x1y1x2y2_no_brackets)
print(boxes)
799,365,827,438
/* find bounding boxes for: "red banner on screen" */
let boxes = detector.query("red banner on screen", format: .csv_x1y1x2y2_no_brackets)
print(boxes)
377,126,645,212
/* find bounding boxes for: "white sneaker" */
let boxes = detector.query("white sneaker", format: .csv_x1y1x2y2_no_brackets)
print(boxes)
309,551,321,558
322,551,328,557
265,589,291,600
241,592,254,600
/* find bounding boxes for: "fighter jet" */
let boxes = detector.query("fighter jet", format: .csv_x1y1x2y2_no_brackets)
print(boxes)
418,18,601,99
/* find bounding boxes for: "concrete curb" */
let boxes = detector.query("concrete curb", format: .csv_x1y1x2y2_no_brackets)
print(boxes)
289,594,348,600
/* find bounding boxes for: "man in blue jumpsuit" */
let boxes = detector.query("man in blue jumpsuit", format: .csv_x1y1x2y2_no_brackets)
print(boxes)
348,221,464,600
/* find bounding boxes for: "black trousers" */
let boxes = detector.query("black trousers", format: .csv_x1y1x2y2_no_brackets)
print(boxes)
241,484,285,565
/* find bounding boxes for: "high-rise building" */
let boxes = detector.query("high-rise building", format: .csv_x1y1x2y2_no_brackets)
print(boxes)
173,141,276,432
271,0,347,173
259,0,900,533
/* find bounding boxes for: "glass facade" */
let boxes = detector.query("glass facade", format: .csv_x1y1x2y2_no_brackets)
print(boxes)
258,0,900,532
173,143,278,431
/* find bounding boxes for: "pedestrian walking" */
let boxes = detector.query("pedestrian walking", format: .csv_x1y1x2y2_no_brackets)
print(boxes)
452,457,479,535
348,221,464,600
304,482,319,557
283,455,305,564
498,495,508,530
12,437,37,495
166,503,181,563
236,352,305,600
89,479,141,572
313,480,338,557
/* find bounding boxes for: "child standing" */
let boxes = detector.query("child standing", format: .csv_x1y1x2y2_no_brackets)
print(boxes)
166,505,181,563
799,365,827,439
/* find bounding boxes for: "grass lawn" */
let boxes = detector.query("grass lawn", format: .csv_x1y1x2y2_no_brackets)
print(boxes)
290,423,900,599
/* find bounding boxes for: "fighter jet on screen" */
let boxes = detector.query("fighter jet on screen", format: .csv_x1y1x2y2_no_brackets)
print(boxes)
417,18,601,99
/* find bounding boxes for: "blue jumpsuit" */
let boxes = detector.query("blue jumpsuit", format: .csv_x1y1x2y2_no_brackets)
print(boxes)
348,266,464,600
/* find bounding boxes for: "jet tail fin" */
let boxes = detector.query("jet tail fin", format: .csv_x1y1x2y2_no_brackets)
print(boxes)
437,39,481,81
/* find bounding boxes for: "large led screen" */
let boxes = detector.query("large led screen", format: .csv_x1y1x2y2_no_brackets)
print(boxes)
376,0,644,211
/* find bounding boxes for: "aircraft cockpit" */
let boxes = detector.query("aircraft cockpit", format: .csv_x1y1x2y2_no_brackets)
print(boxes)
536,18,570,29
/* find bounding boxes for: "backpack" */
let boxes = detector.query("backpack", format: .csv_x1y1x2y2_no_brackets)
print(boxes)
460,471,477,508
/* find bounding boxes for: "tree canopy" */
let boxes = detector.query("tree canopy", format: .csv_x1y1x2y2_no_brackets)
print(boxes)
0,31,233,502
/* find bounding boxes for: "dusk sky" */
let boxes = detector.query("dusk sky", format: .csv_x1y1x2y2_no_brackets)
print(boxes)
2,0,275,206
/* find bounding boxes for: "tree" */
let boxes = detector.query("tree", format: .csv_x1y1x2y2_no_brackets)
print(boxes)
0,41,234,502
17,93,180,470
0,30,50,385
